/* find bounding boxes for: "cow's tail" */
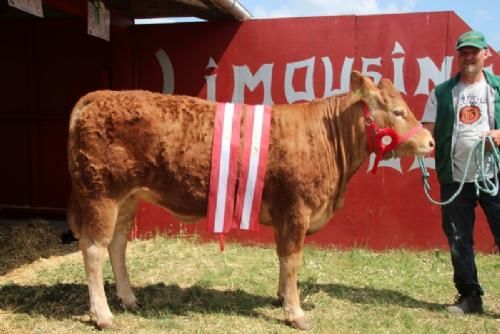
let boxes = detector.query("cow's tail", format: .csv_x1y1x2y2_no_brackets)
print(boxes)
67,92,98,169
67,190,82,239
68,93,90,177
67,92,98,239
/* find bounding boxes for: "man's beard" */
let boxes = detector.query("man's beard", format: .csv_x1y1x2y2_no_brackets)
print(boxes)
461,63,480,76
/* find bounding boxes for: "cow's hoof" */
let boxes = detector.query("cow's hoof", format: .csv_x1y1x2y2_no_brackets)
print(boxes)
119,298,142,311
124,301,142,312
286,318,310,331
96,319,113,330
96,315,114,330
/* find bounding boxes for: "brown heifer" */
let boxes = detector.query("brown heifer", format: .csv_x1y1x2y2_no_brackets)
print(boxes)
67,71,434,330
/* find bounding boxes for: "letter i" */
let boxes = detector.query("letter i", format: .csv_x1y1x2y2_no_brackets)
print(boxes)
392,42,407,94
205,57,218,101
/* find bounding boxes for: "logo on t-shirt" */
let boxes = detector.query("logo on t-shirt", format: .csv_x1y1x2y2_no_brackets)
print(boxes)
459,105,481,124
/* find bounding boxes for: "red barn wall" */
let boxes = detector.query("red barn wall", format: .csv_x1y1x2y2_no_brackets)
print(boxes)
0,18,110,208
1,11,499,251
130,12,500,251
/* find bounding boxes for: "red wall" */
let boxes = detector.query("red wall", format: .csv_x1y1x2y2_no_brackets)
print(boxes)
1,11,499,252
0,18,110,208
130,12,500,251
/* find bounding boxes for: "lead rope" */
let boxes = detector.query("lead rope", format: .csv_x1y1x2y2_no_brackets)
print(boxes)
418,136,500,205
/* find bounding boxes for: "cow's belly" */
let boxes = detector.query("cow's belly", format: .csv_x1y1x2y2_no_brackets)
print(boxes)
132,188,333,232
258,200,333,234
126,188,206,224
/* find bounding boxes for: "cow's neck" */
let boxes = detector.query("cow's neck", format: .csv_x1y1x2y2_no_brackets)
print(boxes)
322,94,370,181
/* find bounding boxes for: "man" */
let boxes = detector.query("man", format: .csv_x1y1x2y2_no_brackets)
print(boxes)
422,30,500,315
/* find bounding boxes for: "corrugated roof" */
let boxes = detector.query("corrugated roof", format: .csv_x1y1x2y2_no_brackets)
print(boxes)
1,0,252,22
108,0,252,21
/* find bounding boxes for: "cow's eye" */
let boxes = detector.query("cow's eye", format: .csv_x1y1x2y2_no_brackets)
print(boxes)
393,109,406,117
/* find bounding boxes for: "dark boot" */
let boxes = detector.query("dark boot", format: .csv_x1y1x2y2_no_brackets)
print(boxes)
446,293,483,315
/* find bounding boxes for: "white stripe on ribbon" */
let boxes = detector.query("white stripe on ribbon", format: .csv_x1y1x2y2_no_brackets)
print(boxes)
240,105,265,230
213,103,235,233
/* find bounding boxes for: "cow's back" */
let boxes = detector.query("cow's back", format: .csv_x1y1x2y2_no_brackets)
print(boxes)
68,90,216,216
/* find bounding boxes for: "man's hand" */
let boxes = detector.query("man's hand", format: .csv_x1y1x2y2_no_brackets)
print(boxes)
482,129,500,146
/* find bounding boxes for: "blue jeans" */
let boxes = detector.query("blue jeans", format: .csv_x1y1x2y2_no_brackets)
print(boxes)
441,180,500,296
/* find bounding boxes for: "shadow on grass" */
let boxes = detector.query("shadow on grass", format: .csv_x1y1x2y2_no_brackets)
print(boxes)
301,281,500,319
0,282,280,323
1,281,498,325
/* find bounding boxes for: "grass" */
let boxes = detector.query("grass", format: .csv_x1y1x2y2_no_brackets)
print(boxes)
1,225,499,333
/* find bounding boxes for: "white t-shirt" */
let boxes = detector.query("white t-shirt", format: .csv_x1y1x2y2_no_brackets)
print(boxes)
422,79,493,182
453,80,491,181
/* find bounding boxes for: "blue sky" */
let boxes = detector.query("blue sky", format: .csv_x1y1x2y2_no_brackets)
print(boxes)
240,0,500,50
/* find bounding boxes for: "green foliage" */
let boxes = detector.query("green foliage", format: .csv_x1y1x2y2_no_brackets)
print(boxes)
1,236,499,333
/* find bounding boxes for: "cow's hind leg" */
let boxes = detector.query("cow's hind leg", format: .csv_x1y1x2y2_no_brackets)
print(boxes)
108,194,141,310
274,205,311,331
79,198,118,329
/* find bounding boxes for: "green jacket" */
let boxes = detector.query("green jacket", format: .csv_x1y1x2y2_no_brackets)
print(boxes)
434,70,500,184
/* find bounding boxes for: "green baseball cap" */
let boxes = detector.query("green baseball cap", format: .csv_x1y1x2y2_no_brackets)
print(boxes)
455,30,488,50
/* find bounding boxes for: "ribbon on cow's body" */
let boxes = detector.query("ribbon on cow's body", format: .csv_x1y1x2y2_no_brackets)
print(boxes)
233,104,272,232
207,103,242,244
207,103,271,250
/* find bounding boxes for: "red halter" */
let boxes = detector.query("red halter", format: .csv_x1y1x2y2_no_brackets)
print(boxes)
362,102,423,174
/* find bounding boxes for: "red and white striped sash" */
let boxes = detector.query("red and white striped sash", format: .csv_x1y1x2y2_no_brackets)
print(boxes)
207,103,242,235
233,104,272,232
207,103,271,250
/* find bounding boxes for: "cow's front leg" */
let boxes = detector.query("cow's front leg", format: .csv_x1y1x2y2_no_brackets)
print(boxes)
278,252,310,330
274,207,310,331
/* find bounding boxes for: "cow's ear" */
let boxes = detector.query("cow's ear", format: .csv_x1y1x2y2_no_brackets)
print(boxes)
378,78,397,94
350,71,378,102
350,70,370,103
350,70,364,93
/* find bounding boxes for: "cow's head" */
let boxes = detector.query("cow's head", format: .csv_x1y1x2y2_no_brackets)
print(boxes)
350,70,434,162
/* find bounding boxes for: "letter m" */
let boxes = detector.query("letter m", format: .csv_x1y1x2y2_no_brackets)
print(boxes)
232,64,274,105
